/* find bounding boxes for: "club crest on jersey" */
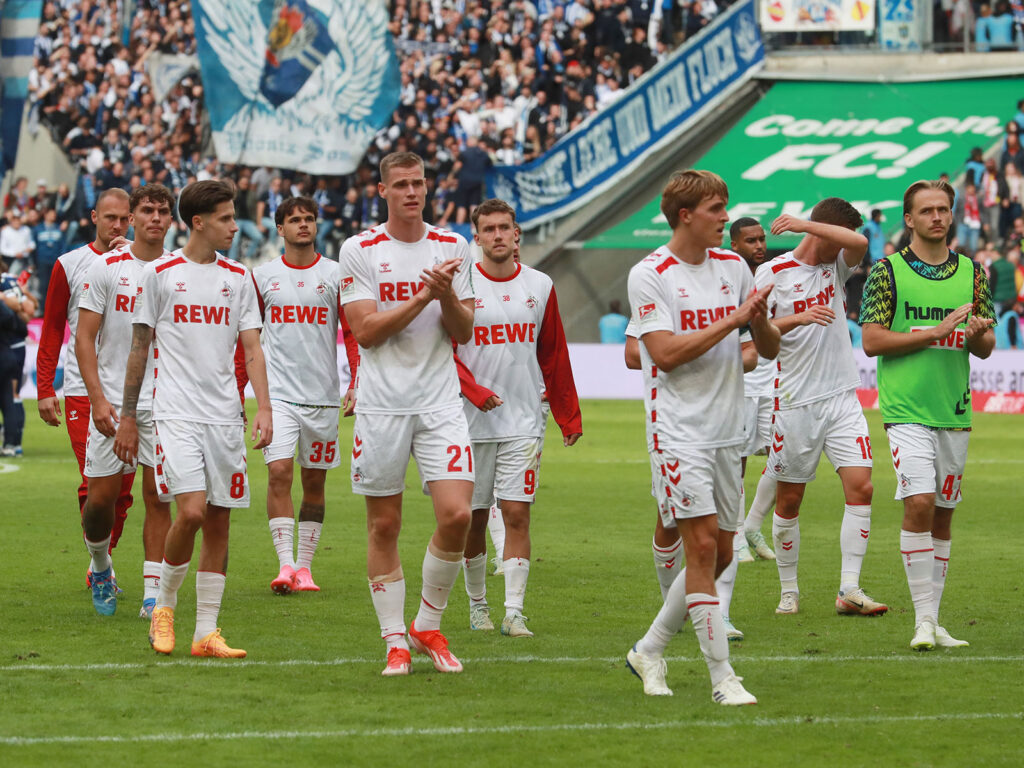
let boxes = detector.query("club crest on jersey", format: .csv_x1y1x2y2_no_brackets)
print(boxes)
525,294,537,308
475,298,484,308
822,268,832,279
379,262,391,273
773,460,787,475
119,276,130,287
270,280,281,292
720,278,733,295
175,281,186,292
341,276,354,293
639,303,657,319
316,280,327,295
220,281,233,298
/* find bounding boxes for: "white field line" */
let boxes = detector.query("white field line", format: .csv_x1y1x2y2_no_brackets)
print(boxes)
3,653,1021,674
2,712,1021,746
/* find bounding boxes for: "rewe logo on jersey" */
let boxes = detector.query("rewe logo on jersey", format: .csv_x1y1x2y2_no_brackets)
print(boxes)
172,304,231,325
269,304,329,325
680,305,737,330
473,322,536,346
379,281,424,302
793,283,835,314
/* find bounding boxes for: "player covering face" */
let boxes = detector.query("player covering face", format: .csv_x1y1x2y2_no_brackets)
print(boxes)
76,186,176,617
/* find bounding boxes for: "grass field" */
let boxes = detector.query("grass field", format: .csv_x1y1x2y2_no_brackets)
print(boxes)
1,399,1022,767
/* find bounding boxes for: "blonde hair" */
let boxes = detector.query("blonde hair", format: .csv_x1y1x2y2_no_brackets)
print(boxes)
660,170,728,229
903,179,955,215
380,151,424,183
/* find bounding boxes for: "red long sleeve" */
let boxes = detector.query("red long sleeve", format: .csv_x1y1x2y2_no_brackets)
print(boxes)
37,260,71,399
537,286,582,437
340,301,359,386
452,343,498,410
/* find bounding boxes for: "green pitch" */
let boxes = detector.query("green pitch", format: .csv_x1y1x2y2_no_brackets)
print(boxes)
1,400,1022,766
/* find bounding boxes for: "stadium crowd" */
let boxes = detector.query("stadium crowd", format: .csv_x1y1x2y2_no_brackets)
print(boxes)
1,0,725,278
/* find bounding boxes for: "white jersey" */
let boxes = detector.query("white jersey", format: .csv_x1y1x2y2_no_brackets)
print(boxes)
253,254,342,407
133,250,261,425
54,243,105,396
625,317,655,452
457,262,580,441
79,244,170,408
744,354,775,398
628,246,754,450
755,252,859,410
339,224,473,415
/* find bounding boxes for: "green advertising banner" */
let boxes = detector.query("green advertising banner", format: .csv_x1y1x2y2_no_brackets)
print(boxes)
586,78,1023,250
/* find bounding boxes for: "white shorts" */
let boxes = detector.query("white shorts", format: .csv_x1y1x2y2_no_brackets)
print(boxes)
154,419,250,508
741,395,773,457
84,410,158,478
351,405,474,497
652,444,743,532
470,437,543,510
885,423,969,509
764,390,872,484
262,400,341,469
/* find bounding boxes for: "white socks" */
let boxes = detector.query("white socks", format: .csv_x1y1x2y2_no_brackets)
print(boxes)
194,571,225,641
85,535,112,575
932,537,951,623
143,560,161,602
744,470,777,534
773,513,800,595
718,539,739,618
463,553,487,605
369,573,408,650
636,567,688,656
900,530,934,625
156,559,190,610
503,557,530,615
487,505,505,561
268,517,294,569
839,504,871,594
687,593,734,687
415,549,462,631
296,521,322,570
652,536,682,600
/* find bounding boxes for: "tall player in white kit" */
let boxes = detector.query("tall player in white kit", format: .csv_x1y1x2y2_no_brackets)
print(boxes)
116,180,273,658
457,199,582,638
756,198,887,617
340,152,476,677
242,196,360,594
76,185,175,618
624,171,779,706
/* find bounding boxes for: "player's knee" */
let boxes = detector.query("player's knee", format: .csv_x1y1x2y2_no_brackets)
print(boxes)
439,505,472,533
267,461,293,491
849,479,873,505
368,514,401,543
687,535,717,568
299,468,326,497
176,505,206,530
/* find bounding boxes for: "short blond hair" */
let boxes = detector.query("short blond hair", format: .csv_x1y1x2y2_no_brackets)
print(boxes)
380,151,424,183
660,170,728,229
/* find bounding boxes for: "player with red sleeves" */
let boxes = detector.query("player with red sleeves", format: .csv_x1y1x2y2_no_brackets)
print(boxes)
116,180,273,658
624,170,778,706
75,185,175,618
36,190,136,575
456,198,581,638
340,151,475,677
241,196,360,594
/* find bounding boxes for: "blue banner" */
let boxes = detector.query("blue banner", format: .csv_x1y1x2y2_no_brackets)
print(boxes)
193,0,400,174
487,0,764,229
0,0,42,176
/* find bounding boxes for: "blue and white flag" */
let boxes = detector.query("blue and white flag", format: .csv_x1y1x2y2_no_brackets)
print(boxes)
0,0,43,176
193,0,400,174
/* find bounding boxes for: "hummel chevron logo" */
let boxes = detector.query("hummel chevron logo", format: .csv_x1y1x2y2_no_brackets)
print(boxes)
668,473,681,486
352,435,363,459
781,541,793,551
772,433,784,453
891,447,900,468
665,558,676,569
665,460,679,472
859,529,869,539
